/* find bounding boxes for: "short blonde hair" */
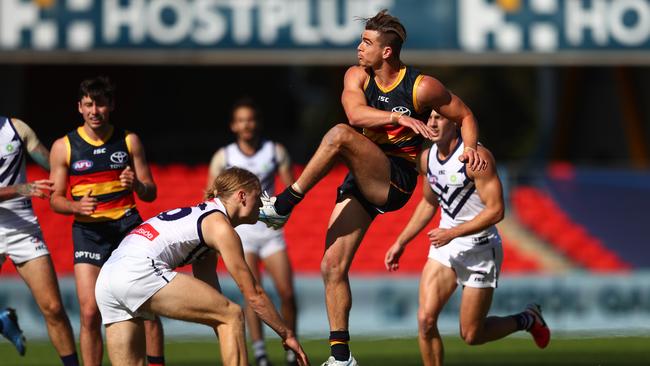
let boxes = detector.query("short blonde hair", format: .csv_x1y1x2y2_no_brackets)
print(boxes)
205,167,260,200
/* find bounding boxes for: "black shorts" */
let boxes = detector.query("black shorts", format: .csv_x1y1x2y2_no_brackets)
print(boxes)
336,155,418,219
72,211,142,266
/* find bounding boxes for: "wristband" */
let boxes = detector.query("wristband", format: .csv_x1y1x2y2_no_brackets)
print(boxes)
463,146,477,153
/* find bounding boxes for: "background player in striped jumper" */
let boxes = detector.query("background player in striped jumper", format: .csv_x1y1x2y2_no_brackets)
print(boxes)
0,116,79,365
259,10,486,366
384,110,550,366
207,98,298,366
49,77,166,366
95,167,310,366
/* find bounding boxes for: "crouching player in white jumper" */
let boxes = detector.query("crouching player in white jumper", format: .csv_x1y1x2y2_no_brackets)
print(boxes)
384,110,550,366
95,167,310,366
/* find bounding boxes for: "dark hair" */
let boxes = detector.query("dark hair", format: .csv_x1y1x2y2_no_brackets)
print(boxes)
362,9,407,59
79,76,115,104
231,97,261,123
205,167,261,200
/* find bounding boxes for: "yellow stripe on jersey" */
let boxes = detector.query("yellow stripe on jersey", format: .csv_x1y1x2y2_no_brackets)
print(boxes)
74,204,136,223
77,125,114,147
412,74,425,114
71,180,125,197
125,130,133,154
363,74,370,91
64,135,71,165
375,66,406,94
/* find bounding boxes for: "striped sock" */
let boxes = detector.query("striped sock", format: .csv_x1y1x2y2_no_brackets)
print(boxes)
60,353,79,366
514,312,534,331
147,355,165,366
329,330,350,362
253,340,267,359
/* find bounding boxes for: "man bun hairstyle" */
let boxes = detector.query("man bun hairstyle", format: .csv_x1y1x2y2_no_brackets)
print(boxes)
363,9,407,58
79,76,115,105
205,167,261,200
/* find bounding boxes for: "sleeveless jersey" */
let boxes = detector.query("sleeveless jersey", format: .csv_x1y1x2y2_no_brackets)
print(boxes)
0,116,30,212
363,65,432,164
225,140,278,195
111,199,227,270
66,126,135,223
427,138,497,242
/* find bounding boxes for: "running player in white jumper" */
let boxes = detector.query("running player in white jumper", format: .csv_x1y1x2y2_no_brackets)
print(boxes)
384,111,550,366
208,99,298,366
0,116,79,365
95,167,310,366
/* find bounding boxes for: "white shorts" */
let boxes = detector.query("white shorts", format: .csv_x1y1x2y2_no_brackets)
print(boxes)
236,222,286,258
0,211,49,267
428,232,503,288
95,256,178,324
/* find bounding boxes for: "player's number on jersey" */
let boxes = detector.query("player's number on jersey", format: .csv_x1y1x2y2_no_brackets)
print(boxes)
156,203,209,221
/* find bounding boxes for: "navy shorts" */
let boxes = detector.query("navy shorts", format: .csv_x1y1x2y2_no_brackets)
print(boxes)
72,211,142,266
336,155,418,219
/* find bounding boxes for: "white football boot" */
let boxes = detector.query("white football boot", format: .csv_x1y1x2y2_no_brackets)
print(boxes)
258,191,290,229
320,354,358,366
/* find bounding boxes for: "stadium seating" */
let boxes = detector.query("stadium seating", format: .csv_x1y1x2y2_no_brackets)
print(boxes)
1,164,541,276
511,185,630,272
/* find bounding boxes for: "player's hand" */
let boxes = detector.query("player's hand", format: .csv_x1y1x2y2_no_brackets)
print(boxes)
282,336,310,366
74,189,97,216
16,179,55,199
459,147,487,171
428,228,454,248
397,115,436,140
119,166,137,190
385,242,406,272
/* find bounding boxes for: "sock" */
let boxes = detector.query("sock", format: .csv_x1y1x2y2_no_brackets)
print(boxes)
286,349,296,362
252,340,267,359
60,353,79,366
147,355,165,366
329,330,350,361
514,312,534,331
274,185,304,216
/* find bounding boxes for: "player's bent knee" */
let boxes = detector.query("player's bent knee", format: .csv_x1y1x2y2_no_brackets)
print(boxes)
417,311,438,337
323,123,355,148
40,299,66,320
460,327,483,346
320,257,346,283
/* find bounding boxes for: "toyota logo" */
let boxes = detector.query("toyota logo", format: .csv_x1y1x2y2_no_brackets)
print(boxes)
392,106,411,116
110,151,129,164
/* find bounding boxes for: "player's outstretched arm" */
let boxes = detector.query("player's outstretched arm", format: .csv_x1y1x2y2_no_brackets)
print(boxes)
416,76,485,170
125,132,157,202
202,214,310,365
429,147,503,248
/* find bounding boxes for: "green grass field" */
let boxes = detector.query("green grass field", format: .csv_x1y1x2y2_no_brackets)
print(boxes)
2,336,649,365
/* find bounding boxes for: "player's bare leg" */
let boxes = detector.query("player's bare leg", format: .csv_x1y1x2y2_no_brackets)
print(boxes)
417,259,457,366
144,316,165,365
321,197,372,363
244,252,270,365
459,287,518,345
142,273,247,366
16,256,77,358
74,263,103,366
295,124,390,203
264,250,298,365
106,319,146,366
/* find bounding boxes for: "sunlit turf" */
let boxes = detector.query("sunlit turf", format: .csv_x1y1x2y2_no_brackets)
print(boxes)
2,336,649,365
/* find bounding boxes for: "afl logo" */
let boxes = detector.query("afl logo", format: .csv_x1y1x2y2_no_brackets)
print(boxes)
110,151,128,164
391,106,411,117
72,160,93,171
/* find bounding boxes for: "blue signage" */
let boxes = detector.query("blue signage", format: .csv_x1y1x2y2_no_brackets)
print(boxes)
0,0,649,63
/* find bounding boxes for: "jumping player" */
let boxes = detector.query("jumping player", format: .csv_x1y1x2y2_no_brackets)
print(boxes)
259,10,486,365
